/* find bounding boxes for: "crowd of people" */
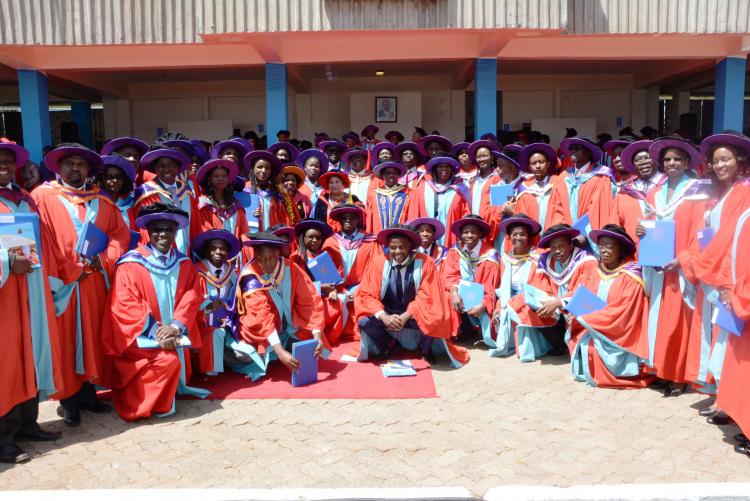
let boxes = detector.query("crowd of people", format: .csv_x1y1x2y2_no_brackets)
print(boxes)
1,123,749,467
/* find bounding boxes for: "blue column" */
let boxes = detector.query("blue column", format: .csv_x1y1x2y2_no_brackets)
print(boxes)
474,58,498,139
70,101,93,148
18,69,52,164
714,56,746,133
265,63,288,145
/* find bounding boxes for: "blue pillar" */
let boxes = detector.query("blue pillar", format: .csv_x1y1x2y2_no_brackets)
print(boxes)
474,58,498,139
714,56,746,133
70,101,93,148
18,69,52,164
265,63,288,145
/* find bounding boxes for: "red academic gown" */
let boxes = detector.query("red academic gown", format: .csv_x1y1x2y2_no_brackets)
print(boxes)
513,176,560,231
566,261,654,389
405,180,470,248
290,240,345,345
716,208,750,436
31,182,130,399
237,258,327,353
644,183,708,383
355,253,470,366
441,243,501,336
102,246,202,421
478,176,525,247
0,188,64,417
547,165,614,230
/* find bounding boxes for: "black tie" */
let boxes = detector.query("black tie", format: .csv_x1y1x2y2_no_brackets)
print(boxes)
214,269,222,279
394,265,404,303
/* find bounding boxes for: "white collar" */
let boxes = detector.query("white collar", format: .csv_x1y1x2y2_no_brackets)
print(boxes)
574,162,592,174
149,244,173,260
0,183,12,190
205,260,228,275
462,241,482,258
60,179,86,190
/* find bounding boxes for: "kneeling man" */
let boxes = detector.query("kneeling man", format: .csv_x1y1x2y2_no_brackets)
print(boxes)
103,203,208,422
355,224,469,367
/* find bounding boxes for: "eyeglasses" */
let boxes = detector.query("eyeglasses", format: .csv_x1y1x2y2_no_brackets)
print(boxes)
103,174,124,181
597,243,618,251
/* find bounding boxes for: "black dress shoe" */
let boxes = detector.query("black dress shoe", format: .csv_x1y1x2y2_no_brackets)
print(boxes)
79,400,111,414
699,408,718,417
0,443,30,464
707,414,733,425
735,433,748,443
664,383,687,398
735,443,750,455
15,428,62,442
56,406,81,427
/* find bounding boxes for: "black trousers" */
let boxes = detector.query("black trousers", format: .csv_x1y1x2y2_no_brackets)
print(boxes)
0,396,39,446
59,381,99,412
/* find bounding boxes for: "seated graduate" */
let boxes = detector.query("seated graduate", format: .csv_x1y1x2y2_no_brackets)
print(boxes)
103,202,209,422
564,224,654,389
192,229,242,376
531,224,598,356
328,204,383,343
232,232,327,381
354,224,469,367
441,215,501,347
409,217,449,270
291,218,344,345
491,214,553,359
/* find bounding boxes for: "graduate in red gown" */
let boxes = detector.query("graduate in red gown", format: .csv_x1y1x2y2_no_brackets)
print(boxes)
0,142,64,464
312,171,363,233
296,149,330,207
565,225,654,389
410,217,449,271
395,142,429,189
32,143,130,427
344,148,376,206
193,230,242,376
100,137,150,187
103,203,207,422
547,137,615,251
478,152,526,250
405,156,470,249
365,162,409,234
99,154,138,232
513,143,561,231
232,233,327,381
242,151,288,231
278,164,313,224
133,148,196,255
290,219,344,345
328,204,383,343
441,215,501,347
355,224,469,367
603,137,638,187
635,138,709,397
464,140,500,214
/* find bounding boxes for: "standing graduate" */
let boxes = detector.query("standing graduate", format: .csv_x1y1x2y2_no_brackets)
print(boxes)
465,140,500,214
103,203,207,422
296,149,330,207
278,164,313,225
371,141,396,166
343,148,374,206
100,137,150,186
441,215,501,348
133,147,196,255
242,150,288,231
395,142,428,189
312,171,363,232
32,143,130,427
366,161,409,234
99,154,137,230
479,152,526,250
361,125,381,151
513,143,561,231
355,224,469,367
410,217,449,270
547,137,614,251
565,225,653,389
453,142,475,186
405,156,470,248
319,139,346,172
232,233,327,381
635,138,709,397
0,142,63,464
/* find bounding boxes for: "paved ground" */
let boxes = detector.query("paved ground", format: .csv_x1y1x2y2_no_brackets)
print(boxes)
1,341,749,496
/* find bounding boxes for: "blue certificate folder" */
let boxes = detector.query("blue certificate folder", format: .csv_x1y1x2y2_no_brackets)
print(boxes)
76,221,109,258
291,339,319,387
235,192,260,230
566,286,606,317
572,214,590,234
489,184,515,206
458,279,484,311
128,230,141,251
697,227,715,251
308,251,342,285
0,212,43,266
522,283,552,311
714,303,746,337
638,220,675,267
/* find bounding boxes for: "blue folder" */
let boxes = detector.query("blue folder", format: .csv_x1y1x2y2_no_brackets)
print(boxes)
128,230,141,251
566,286,606,317
714,303,746,337
76,221,109,258
0,212,44,266
235,192,260,231
522,283,552,311
489,184,515,206
291,339,319,387
308,251,343,285
572,214,590,234
458,279,485,311
697,227,715,251
638,220,676,267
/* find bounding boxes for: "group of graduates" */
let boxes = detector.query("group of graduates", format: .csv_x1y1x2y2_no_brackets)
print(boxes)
1,122,750,466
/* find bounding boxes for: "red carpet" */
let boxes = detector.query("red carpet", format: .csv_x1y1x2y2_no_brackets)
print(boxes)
189,341,437,400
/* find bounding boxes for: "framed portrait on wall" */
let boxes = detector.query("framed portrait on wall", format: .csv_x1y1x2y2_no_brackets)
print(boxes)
375,96,397,123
